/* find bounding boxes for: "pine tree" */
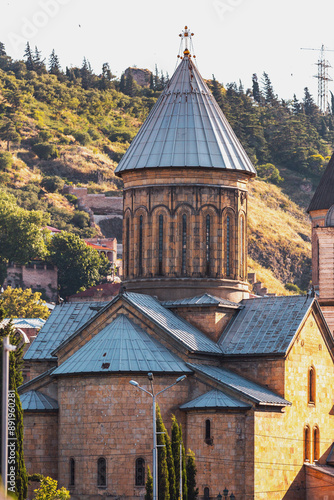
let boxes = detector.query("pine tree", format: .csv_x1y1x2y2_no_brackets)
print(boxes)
211,75,223,107
23,42,34,71
120,73,126,93
0,308,28,499
262,72,278,107
81,58,93,89
292,94,301,114
0,42,6,56
252,73,261,103
186,450,198,500
49,49,61,75
125,70,135,97
303,87,318,116
33,46,46,74
156,406,170,500
145,466,153,500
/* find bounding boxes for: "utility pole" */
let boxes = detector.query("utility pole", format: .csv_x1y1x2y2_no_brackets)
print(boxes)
301,44,334,113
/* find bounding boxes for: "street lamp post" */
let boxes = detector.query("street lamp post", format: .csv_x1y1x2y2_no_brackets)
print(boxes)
1,335,17,497
129,373,187,500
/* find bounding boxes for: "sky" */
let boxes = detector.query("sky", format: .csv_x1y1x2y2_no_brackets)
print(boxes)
1,0,334,102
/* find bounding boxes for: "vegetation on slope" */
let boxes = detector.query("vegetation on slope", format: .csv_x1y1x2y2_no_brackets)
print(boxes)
0,42,330,294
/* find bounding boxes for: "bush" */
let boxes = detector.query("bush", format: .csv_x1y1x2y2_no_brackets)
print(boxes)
109,128,135,143
38,129,52,142
71,210,90,229
256,163,283,185
41,175,65,193
0,151,13,170
64,193,78,205
73,131,90,145
285,282,305,295
32,142,59,160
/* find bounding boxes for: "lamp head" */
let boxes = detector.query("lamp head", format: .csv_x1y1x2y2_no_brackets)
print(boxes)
176,375,186,383
147,372,154,381
129,380,139,387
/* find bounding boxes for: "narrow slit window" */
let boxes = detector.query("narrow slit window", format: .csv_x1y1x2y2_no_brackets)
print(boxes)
304,427,311,462
139,215,143,276
97,457,107,487
135,458,145,486
205,419,211,441
158,215,163,275
240,217,244,277
226,216,230,276
313,427,320,462
206,215,211,276
182,214,187,275
309,367,316,404
204,487,210,500
126,218,130,277
69,458,75,487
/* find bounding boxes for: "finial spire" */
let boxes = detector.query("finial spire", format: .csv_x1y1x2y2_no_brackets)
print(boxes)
178,26,195,57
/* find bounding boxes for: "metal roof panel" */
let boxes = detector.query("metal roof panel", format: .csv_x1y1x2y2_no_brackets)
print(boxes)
20,390,58,411
180,389,251,410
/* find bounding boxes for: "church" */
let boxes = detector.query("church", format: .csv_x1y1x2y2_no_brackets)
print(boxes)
20,28,334,500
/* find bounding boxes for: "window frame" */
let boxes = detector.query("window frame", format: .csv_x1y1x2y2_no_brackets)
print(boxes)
97,457,107,488
135,457,145,486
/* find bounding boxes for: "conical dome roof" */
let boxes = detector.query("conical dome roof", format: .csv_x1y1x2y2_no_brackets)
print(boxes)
115,53,256,175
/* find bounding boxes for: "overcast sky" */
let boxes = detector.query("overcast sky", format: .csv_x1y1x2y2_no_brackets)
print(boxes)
1,0,334,101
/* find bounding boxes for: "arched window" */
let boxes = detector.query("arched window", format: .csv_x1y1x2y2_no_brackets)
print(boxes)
205,419,213,445
226,216,231,276
304,426,311,462
181,214,187,275
240,216,244,278
308,367,316,404
204,487,210,500
97,457,107,487
126,218,130,277
135,457,145,486
69,458,75,487
139,215,143,276
313,426,320,462
158,214,164,275
205,215,211,276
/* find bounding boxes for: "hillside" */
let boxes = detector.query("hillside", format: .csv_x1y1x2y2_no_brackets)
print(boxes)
0,43,328,294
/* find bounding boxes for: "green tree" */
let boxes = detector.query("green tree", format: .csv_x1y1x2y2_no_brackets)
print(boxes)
0,41,6,56
156,406,170,500
180,425,188,500
262,72,278,107
0,309,28,499
0,151,13,171
33,46,46,74
0,118,21,151
252,73,261,103
171,415,181,497
49,232,111,297
23,42,34,71
211,75,223,107
145,466,153,500
48,49,61,76
186,450,198,500
33,476,70,499
256,163,283,185
125,70,136,97
0,287,50,319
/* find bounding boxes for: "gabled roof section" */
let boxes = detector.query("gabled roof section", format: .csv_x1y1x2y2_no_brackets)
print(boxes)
180,389,251,410
123,292,222,354
161,293,241,309
0,318,46,329
188,364,291,406
115,54,256,175
219,296,314,356
20,390,58,411
308,154,334,212
52,314,192,375
24,301,109,361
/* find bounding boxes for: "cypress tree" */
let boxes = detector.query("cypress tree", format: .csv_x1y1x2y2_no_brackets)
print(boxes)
145,466,153,500
0,309,28,499
186,450,198,500
171,415,181,496
180,425,188,500
165,429,176,500
156,405,170,500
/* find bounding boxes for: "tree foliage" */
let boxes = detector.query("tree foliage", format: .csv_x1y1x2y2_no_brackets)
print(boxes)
0,309,28,499
0,287,50,319
49,232,111,297
33,476,70,500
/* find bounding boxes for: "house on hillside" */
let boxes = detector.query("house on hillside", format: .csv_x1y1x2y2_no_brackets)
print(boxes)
20,29,334,500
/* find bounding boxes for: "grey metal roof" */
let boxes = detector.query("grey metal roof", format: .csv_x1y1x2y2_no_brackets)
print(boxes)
188,364,291,406
24,302,109,361
0,318,45,329
20,390,58,411
180,389,251,410
307,153,334,212
219,296,314,356
115,54,256,175
162,293,240,308
124,292,222,354
52,314,192,375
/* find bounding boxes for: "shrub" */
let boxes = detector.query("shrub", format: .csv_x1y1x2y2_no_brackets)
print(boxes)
73,131,90,145
32,142,59,160
38,129,52,142
0,151,13,170
285,282,305,295
256,163,283,185
64,193,78,205
71,210,90,229
41,175,65,193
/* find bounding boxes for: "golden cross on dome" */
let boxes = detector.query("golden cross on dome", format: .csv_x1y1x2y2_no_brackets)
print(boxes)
179,26,194,52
